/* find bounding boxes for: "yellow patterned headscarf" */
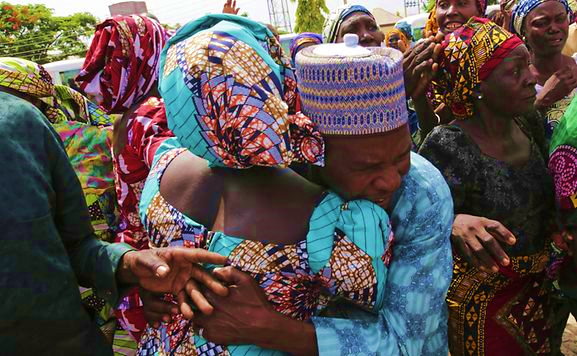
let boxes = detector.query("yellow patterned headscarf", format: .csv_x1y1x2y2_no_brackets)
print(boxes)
425,6,440,35
386,28,410,49
0,57,109,125
435,17,524,119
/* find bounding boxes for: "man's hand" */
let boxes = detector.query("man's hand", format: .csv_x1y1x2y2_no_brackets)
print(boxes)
118,248,228,316
140,289,179,328
192,266,275,345
193,266,317,355
452,214,516,272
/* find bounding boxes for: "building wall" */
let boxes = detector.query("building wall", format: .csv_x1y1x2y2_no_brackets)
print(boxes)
379,24,396,35
109,1,148,16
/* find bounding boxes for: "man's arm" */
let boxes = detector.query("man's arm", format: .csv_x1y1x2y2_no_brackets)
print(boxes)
45,116,133,305
46,121,230,309
311,155,454,355
193,155,453,355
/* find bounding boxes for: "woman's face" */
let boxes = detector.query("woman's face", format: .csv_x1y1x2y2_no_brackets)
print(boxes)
524,1,569,56
336,12,385,47
387,33,402,49
480,45,537,117
319,124,412,210
436,0,482,34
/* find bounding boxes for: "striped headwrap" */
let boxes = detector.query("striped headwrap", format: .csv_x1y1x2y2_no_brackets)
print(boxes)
510,0,572,35
437,17,524,120
76,15,168,114
290,32,323,64
159,14,324,169
323,5,375,43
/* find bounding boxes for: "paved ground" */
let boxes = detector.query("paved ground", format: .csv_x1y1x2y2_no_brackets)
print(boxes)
563,315,577,355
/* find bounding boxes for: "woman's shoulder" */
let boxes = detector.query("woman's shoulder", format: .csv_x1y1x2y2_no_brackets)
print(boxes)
424,124,466,143
418,124,470,161
393,152,453,219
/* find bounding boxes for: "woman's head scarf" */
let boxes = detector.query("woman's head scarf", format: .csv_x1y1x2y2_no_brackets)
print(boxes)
159,14,324,169
76,15,168,114
0,57,109,125
395,21,414,41
289,32,323,64
510,0,572,36
426,0,488,35
425,6,440,35
386,28,410,49
436,17,524,119
323,5,375,43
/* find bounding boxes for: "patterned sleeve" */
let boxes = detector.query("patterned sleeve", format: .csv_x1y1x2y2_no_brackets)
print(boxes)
42,98,134,306
311,153,454,355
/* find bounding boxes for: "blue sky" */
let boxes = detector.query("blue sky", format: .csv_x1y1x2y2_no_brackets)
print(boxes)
8,0,425,27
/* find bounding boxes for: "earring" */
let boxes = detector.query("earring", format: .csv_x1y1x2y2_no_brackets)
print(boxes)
477,94,483,100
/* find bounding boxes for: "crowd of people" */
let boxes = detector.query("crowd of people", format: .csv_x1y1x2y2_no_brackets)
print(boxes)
2,0,577,354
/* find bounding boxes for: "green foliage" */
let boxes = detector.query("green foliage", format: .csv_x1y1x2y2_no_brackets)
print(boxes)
423,0,436,12
290,0,329,34
0,2,97,64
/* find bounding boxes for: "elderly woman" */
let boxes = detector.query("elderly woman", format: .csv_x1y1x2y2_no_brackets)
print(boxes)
323,5,384,46
419,18,557,355
136,14,453,356
511,0,577,143
76,14,174,343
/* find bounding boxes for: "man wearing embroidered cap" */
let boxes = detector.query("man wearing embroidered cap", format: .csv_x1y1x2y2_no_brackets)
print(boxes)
141,13,453,354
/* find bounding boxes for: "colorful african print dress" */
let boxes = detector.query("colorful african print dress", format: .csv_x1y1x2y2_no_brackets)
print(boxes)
136,139,454,356
419,123,556,355
547,95,577,348
112,97,174,342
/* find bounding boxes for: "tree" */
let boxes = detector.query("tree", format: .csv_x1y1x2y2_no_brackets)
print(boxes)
290,0,329,34
0,2,97,64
